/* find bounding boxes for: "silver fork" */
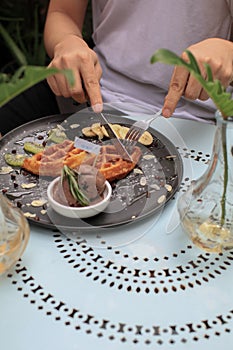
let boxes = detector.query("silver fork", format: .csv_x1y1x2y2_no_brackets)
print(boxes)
123,108,162,150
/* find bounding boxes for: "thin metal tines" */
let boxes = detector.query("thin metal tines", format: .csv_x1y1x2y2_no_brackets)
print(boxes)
124,108,163,144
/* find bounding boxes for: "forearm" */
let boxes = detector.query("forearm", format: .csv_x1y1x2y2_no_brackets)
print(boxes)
44,0,102,108
44,0,89,58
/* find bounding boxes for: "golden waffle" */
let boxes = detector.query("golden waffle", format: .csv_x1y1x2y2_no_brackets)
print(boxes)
82,144,142,182
22,140,141,181
64,147,89,169
22,140,74,176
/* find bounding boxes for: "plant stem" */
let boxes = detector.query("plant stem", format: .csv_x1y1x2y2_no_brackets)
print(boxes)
220,122,228,226
0,22,27,66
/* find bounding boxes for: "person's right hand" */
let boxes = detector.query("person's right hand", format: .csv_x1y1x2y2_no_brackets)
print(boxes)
47,34,103,110
162,38,233,118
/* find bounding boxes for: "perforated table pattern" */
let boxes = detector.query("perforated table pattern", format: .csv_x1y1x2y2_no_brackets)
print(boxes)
1,117,232,350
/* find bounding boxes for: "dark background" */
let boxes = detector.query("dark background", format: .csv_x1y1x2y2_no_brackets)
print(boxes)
0,0,93,71
0,0,93,135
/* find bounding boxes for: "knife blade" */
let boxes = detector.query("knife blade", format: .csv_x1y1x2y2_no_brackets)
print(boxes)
98,112,132,162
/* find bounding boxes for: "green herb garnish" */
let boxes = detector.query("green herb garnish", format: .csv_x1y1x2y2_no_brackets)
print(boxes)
62,165,90,207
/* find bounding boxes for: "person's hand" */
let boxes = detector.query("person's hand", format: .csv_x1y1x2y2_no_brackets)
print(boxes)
47,34,103,110
162,38,233,117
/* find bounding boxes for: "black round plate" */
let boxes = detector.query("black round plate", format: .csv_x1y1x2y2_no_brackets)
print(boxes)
0,110,183,231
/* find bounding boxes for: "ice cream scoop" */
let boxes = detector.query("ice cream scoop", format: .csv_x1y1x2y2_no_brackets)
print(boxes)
52,164,106,207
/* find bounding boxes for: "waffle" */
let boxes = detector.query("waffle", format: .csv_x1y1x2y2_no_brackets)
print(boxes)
64,147,90,169
82,144,142,182
22,140,141,181
22,139,74,176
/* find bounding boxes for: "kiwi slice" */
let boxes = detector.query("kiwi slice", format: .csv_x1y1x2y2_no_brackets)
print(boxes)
47,127,67,144
23,142,45,154
4,153,27,167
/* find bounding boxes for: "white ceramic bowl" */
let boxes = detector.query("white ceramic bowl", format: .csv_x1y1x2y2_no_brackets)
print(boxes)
47,177,112,219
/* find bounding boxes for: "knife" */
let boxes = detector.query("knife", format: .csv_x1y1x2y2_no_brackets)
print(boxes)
97,112,132,162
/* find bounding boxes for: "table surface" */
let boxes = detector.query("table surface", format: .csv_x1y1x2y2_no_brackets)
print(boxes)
1,116,232,350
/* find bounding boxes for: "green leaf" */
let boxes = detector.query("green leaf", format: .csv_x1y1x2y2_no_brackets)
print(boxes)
185,50,201,75
151,48,233,118
204,63,213,82
150,48,188,68
0,66,75,107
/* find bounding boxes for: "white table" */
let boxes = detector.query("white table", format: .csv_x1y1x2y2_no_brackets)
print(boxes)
2,116,232,350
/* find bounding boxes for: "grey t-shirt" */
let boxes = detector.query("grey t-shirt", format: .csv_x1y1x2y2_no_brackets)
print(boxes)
92,0,233,120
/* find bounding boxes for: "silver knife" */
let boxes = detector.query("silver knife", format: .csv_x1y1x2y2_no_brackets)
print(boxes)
98,112,132,162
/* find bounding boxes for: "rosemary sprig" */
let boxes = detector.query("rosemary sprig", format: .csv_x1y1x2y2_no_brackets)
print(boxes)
61,165,90,206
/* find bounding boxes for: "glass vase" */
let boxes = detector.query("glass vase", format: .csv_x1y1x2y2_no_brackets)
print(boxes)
178,111,233,253
0,194,30,274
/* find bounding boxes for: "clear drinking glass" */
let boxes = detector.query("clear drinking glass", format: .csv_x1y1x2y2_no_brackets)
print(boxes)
0,194,30,274
178,111,233,253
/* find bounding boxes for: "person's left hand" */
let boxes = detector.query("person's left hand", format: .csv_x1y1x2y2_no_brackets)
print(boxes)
162,38,233,117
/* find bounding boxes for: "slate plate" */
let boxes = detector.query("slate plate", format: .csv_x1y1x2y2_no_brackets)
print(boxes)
0,109,183,231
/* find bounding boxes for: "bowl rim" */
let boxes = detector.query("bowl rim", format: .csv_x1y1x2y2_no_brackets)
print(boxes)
47,176,112,211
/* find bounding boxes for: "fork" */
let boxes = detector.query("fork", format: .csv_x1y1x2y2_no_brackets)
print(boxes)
123,108,163,150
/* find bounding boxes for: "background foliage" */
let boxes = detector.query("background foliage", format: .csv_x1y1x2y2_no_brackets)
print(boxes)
0,0,49,71
0,0,93,73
